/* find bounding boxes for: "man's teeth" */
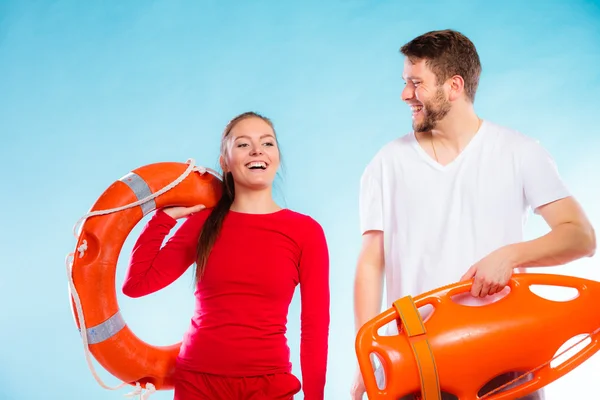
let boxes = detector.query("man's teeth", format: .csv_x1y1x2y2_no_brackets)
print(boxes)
411,105,423,112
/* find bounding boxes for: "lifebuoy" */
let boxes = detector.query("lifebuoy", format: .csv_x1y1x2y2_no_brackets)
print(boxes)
355,273,600,400
66,160,222,393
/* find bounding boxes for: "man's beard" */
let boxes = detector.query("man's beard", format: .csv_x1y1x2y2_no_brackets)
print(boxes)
413,87,451,133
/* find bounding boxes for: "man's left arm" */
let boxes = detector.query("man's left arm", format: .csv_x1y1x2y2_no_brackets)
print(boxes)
511,196,596,268
463,197,596,297
462,138,596,297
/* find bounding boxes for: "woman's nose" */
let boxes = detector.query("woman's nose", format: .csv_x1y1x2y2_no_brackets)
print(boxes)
249,145,263,156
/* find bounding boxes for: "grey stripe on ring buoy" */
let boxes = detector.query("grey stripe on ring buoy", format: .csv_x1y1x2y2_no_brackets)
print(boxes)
81,310,126,344
119,172,156,215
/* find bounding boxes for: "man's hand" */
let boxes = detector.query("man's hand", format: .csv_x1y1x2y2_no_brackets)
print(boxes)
460,246,516,297
350,367,366,400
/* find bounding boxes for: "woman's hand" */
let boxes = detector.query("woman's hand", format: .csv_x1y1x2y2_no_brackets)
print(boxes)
162,204,206,220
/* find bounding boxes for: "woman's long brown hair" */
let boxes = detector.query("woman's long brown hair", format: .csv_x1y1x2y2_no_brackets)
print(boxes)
194,111,276,283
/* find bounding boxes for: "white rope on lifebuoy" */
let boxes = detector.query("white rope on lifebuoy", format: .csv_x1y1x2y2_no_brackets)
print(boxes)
66,159,221,399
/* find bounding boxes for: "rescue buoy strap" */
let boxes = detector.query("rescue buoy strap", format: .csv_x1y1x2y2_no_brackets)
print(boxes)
393,296,441,400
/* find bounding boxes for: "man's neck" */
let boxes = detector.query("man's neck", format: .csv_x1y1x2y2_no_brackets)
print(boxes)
431,107,482,153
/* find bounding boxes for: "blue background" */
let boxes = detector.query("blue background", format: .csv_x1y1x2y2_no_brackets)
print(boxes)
1,1,599,399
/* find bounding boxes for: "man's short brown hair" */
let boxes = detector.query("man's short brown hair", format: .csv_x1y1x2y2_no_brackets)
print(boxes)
400,29,482,103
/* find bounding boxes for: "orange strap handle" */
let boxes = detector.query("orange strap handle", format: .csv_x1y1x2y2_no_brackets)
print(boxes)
393,296,441,400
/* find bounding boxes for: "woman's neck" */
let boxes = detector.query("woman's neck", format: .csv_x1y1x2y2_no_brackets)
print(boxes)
229,186,281,214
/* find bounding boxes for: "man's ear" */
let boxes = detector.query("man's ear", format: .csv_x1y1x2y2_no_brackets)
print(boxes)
448,74,465,102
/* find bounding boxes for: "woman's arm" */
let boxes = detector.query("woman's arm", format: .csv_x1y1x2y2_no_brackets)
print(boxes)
122,209,205,297
298,219,331,400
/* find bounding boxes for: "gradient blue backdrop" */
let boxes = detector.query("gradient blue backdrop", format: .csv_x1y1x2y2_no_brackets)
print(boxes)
1,1,599,399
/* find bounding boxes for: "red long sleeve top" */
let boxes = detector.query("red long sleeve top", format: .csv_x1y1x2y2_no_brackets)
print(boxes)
122,208,330,399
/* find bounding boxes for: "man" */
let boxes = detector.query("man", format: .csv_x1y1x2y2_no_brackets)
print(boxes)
351,29,596,400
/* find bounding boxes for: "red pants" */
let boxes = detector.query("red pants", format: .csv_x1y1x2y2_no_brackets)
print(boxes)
173,368,302,400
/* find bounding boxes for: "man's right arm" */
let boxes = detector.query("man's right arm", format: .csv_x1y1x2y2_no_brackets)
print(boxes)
352,154,385,399
353,230,385,333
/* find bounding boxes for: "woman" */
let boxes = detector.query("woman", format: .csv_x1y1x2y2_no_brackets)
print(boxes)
122,112,330,400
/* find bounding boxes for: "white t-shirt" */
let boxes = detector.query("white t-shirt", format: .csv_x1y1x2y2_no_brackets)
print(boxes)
359,119,571,328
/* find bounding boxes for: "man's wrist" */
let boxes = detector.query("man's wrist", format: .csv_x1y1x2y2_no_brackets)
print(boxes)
506,242,529,269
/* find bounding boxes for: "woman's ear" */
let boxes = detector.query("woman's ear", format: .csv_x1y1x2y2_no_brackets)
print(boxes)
219,155,227,173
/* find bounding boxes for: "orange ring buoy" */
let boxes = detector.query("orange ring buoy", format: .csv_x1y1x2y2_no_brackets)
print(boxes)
355,273,600,400
68,161,222,391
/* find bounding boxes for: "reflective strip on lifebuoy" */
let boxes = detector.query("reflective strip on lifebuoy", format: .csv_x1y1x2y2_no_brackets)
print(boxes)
119,172,156,215
82,311,126,345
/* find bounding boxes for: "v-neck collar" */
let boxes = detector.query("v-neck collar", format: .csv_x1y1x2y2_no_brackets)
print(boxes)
410,119,488,171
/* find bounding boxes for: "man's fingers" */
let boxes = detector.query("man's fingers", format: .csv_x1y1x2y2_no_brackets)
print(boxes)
461,265,477,281
470,277,482,297
479,281,491,297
